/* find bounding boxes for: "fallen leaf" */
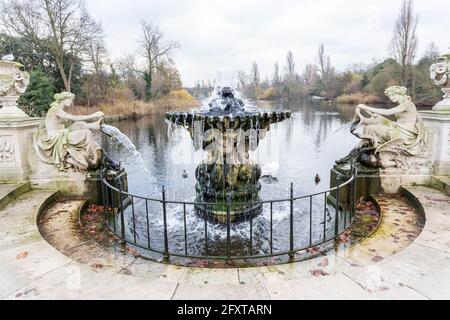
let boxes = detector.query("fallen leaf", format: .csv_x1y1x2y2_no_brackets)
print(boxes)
16,252,28,260
126,247,141,257
372,255,384,263
120,268,133,276
310,269,329,277
318,258,329,267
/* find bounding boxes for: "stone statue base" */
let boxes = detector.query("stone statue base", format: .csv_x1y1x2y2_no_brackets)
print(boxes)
0,118,42,181
331,166,432,206
332,147,433,200
27,150,103,202
421,110,450,176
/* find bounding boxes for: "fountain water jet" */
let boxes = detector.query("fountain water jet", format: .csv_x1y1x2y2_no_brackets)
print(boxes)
101,124,150,177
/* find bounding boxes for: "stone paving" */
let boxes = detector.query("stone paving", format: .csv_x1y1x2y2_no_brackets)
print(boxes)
0,183,450,300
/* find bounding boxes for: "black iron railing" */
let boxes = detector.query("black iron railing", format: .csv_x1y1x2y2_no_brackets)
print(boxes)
99,165,357,263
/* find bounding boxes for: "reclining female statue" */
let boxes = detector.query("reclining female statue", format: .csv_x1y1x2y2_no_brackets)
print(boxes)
34,92,105,172
338,86,428,169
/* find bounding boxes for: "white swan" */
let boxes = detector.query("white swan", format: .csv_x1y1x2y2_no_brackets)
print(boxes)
261,162,280,178
1,54,14,61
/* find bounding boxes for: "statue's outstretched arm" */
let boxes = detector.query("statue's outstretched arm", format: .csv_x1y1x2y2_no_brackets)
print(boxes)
56,109,104,123
358,104,406,117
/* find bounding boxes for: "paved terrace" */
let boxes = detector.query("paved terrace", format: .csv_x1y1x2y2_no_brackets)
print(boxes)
0,183,449,300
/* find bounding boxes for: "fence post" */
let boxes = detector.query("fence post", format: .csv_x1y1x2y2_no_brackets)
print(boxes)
335,174,340,237
353,164,358,221
162,186,170,263
117,180,126,247
226,203,231,265
289,183,295,262
100,168,107,221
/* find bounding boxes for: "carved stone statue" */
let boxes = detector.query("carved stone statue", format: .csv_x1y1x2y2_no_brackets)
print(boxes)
34,92,104,172
430,54,450,111
338,86,428,169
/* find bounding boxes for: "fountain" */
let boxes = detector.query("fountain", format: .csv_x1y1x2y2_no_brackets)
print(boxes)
166,86,291,222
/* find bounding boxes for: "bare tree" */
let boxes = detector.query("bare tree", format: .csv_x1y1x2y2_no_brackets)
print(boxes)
251,62,260,86
86,38,107,76
84,38,108,105
139,20,179,100
318,44,331,81
390,0,419,85
272,62,280,86
0,0,104,92
115,54,146,98
317,44,338,98
301,64,318,95
285,51,295,80
423,42,440,61
251,62,260,98
237,70,247,90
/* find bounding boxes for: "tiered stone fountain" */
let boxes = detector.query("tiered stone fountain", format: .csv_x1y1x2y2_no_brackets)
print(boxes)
166,87,291,222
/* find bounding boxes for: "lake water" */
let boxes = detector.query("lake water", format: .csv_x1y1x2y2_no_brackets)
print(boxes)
101,100,362,259
103,100,359,199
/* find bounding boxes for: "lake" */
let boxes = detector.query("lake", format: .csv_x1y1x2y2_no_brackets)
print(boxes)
101,100,363,260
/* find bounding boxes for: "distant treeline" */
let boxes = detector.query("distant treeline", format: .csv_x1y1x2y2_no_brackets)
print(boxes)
220,0,442,107
233,49,441,107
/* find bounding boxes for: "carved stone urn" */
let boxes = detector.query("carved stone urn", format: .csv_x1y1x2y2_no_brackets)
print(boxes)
0,61,30,119
430,54,450,111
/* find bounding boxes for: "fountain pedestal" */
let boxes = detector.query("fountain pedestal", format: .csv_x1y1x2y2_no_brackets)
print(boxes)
195,161,263,222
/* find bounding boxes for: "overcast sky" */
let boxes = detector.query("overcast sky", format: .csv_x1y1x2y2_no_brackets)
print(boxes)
85,0,450,87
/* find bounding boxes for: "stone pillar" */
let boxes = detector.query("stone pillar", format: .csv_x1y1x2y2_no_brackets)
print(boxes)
0,118,41,181
0,60,42,182
420,111,450,176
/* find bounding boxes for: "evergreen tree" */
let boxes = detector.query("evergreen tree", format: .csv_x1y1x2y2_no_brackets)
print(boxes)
18,69,56,117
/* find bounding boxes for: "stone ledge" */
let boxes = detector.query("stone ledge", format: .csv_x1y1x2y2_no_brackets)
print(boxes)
430,176,450,196
0,182,30,211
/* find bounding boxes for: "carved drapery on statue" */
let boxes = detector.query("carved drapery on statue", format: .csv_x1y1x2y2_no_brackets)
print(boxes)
339,86,428,169
359,115,428,169
34,92,103,172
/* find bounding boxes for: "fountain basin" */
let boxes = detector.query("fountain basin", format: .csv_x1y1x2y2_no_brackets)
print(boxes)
166,110,291,223
165,111,291,132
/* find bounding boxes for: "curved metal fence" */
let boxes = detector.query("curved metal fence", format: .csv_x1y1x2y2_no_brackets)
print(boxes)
99,165,357,263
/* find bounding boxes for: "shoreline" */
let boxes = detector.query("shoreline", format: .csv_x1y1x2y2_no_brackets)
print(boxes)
68,97,201,122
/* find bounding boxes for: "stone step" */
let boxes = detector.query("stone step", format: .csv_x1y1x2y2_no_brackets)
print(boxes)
38,199,135,270
334,194,424,266
0,182,31,211
0,189,59,252
431,176,450,196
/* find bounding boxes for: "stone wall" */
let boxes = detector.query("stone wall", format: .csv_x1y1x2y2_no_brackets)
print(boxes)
421,111,450,176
